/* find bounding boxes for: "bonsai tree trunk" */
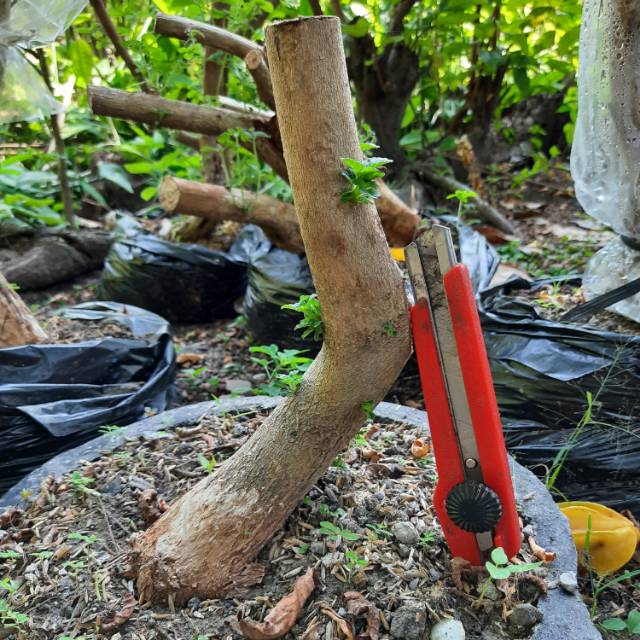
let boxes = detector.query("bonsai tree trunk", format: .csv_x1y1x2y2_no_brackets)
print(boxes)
132,15,411,604
0,273,48,348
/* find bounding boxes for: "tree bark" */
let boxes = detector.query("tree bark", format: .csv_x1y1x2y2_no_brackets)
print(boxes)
154,13,274,109
159,176,303,253
0,272,48,348
132,16,411,604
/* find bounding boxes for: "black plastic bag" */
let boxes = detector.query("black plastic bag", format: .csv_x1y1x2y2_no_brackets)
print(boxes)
243,227,316,350
0,302,176,494
242,220,497,350
98,216,259,324
480,277,640,514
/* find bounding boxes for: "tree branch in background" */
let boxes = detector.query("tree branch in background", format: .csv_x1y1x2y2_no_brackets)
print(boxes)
90,0,153,93
308,0,323,16
160,176,303,252
388,0,419,36
0,272,48,348
154,13,274,109
88,86,289,180
36,50,75,225
423,168,514,234
0,0,11,92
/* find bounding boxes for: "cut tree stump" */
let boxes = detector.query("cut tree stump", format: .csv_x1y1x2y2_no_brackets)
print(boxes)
0,272,48,348
159,176,303,252
132,16,411,604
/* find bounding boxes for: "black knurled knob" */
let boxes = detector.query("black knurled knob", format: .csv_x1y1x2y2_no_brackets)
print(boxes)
445,480,502,533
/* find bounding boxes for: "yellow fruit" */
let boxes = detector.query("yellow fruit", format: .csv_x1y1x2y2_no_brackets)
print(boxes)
558,501,640,574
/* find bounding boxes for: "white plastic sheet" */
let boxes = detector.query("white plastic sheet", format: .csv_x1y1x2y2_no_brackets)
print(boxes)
570,0,640,321
0,0,89,123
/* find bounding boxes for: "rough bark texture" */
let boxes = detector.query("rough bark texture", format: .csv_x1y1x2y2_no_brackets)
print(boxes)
0,272,48,348
133,16,410,604
154,13,275,109
159,176,303,252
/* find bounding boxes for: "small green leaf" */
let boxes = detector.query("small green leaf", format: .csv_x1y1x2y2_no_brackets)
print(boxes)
97,162,134,193
342,17,370,38
600,618,627,632
627,610,640,633
485,561,511,580
490,547,509,566
140,186,158,201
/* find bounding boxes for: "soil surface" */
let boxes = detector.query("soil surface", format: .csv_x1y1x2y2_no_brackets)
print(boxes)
0,410,550,640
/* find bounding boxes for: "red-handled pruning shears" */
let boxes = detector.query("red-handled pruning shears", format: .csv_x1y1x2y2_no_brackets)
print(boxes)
406,224,521,564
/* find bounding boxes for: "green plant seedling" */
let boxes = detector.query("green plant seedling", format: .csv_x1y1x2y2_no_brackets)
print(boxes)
601,610,640,634
197,454,217,475
99,424,123,436
340,156,392,204
68,531,97,545
282,294,323,341
590,569,640,620
249,344,312,396
418,532,436,547
485,547,542,580
318,520,360,542
0,599,29,629
68,471,100,497
345,549,369,571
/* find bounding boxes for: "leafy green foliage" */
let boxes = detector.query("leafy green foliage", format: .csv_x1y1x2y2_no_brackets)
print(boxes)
340,157,392,204
318,520,360,542
282,294,323,341
197,454,218,474
485,547,542,580
602,610,640,634
68,471,100,498
249,344,312,396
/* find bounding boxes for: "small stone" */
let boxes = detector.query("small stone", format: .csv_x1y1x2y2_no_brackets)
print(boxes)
397,544,411,558
390,603,429,640
431,619,465,640
559,571,578,594
508,604,543,633
310,541,325,555
484,581,501,601
392,521,420,545
521,524,535,538
187,597,201,610
321,552,343,568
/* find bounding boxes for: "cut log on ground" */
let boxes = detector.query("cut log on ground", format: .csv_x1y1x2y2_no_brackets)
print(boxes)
0,272,48,348
154,13,274,109
159,176,303,253
423,168,514,234
132,16,411,604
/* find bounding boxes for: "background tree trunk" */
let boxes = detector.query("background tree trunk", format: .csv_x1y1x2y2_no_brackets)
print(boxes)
0,273,48,348
133,15,411,605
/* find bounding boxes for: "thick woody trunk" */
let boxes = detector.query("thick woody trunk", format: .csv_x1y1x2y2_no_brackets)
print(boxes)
0,273,48,348
159,176,303,252
133,16,410,604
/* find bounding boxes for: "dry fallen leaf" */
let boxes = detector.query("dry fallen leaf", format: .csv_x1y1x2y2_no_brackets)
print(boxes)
235,568,315,639
344,591,380,640
410,438,431,459
361,448,383,462
300,617,323,640
176,352,205,366
100,591,136,632
320,604,354,639
451,556,471,591
527,535,557,563
138,489,168,527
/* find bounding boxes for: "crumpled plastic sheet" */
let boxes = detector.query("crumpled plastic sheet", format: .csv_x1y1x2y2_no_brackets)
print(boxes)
570,0,640,321
0,0,89,123
0,301,176,494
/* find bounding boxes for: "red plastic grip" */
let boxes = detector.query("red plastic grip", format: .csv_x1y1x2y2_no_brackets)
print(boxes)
443,263,522,560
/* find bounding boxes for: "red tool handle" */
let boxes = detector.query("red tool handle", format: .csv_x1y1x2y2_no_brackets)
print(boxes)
444,263,521,560
411,264,521,563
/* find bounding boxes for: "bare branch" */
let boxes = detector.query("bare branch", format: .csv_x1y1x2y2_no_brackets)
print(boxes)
389,0,419,36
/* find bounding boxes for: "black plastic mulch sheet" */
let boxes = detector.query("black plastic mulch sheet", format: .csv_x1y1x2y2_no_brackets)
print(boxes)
98,216,260,324
0,302,176,494
480,277,640,514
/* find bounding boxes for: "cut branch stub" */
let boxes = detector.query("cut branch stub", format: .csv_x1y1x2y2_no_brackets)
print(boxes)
132,16,410,605
159,176,303,253
0,272,48,348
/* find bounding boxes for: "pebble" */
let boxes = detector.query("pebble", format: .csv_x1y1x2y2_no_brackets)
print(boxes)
397,543,411,558
321,552,343,568
310,541,325,555
390,603,429,640
431,619,465,640
559,571,578,594
187,597,201,610
521,524,535,537
392,521,420,545
223,378,252,393
508,604,543,633
483,581,501,601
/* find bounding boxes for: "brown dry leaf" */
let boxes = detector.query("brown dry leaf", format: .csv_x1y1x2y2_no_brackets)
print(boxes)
176,352,205,366
518,572,548,594
344,591,380,640
320,604,354,639
101,591,135,632
361,448,383,462
138,489,168,527
0,507,21,528
364,425,380,441
527,535,557,563
451,556,471,591
456,134,487,198
235,568,315,639
410,439,431,459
